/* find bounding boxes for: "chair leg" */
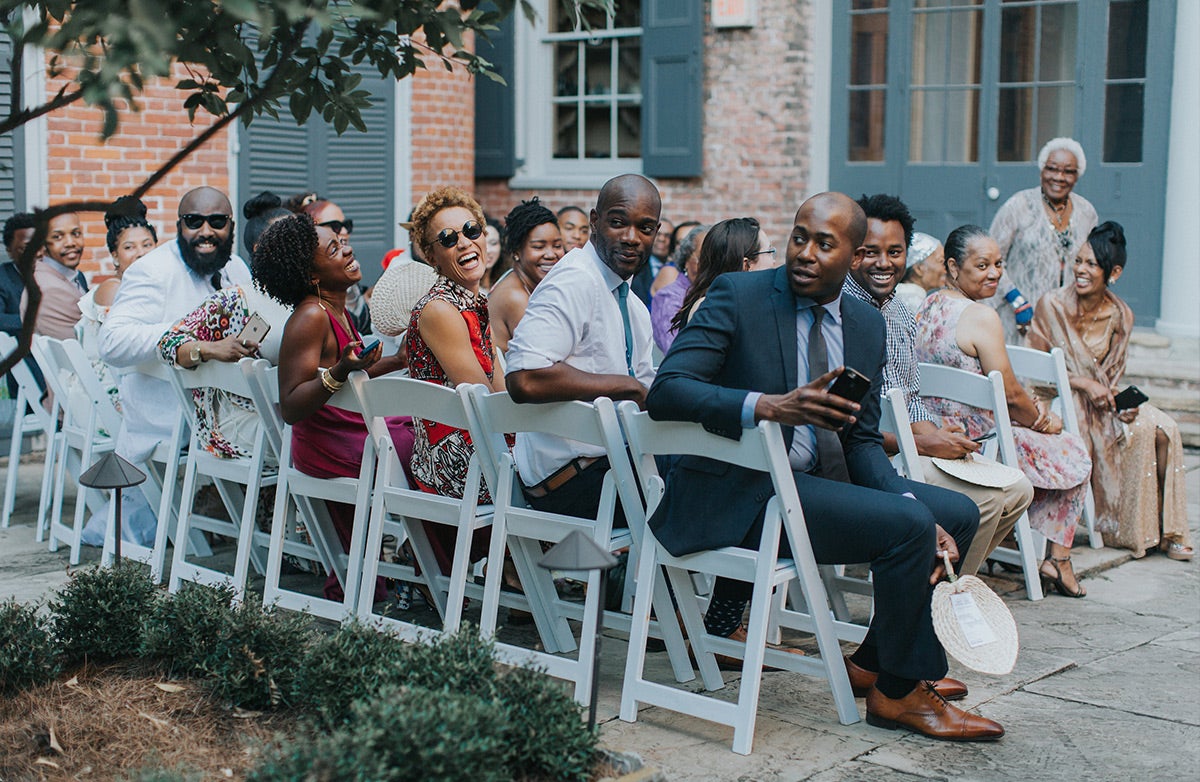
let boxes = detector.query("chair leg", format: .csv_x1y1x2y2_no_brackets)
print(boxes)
1013,513,1044,601
35,429,58,543
667,563,724,691
355,454,392,623
168,456,202,595
1,398,27,529
620,534,662,723
48,437,71,555
730,560,775,756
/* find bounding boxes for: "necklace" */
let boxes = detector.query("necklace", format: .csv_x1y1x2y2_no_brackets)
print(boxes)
1042,191,1071,232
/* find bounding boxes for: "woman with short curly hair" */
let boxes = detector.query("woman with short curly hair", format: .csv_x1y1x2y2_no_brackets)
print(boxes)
254,213,414,602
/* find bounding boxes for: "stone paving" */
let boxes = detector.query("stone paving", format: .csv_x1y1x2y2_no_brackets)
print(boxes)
1,451,1198,781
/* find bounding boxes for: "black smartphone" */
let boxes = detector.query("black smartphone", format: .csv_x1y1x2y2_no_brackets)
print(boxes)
357,339,381,357
971,431,997,443
1113,385,1149,411
827,367,871,403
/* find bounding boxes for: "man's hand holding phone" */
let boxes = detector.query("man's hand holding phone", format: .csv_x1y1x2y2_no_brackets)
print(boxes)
754,367,862,431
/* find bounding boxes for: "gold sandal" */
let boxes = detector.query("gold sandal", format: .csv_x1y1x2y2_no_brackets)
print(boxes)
1040,556,1086,598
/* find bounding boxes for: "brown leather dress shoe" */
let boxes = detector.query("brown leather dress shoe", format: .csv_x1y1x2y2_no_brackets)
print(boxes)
697,625,806,671
865,682,1004,741
844,657,968,701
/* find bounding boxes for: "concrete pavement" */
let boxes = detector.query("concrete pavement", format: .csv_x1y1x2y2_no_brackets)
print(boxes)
2,451,1198,781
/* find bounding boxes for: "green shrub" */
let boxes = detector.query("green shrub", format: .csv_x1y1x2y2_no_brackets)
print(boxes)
140,583,235,676
200,602,310,710
292,619,408,725
399,623,499,698
50,563,159,663
0,600,60,694
495,666,595,782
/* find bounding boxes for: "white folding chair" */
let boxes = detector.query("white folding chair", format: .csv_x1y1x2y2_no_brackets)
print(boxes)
33,336,114,564
616,403,859,755
879,387,926,482
918,363,1044,600
460,387,693,704
1006,345,1101,549
165,359,276,601
245,359,371,621
1,333,53,531
349,372,491,642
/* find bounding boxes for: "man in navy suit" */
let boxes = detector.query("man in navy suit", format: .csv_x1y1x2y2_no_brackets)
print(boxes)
646,192,1004,741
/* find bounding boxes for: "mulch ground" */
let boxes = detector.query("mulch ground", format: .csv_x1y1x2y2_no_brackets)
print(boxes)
0,661,295,781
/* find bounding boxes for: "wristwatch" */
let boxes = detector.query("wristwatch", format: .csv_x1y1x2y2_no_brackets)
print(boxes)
189,343,204,364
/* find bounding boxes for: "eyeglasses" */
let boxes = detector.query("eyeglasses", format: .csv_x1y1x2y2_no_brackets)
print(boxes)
1043,165,1078,177
180,213,231,231
746,247,777,259
318,219,354,235
436,220,483,248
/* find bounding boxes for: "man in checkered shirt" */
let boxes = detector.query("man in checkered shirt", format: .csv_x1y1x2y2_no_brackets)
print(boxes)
844,193,1033,576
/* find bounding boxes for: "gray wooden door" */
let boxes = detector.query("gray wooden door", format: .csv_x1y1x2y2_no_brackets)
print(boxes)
831,0,1172,324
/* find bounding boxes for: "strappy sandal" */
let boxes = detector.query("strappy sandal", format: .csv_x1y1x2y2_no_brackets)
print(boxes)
1040,556,1086,598
1164,541,1194,562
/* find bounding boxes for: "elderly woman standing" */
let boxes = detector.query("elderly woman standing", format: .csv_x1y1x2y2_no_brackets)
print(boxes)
1029,222,1192,561
988,138,1098,342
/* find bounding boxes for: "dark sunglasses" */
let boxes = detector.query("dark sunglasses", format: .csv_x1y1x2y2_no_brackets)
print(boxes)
436,220,483,248
180,213,231,231
318,218,354,235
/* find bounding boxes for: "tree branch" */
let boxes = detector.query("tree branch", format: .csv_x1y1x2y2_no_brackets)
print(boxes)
0,86,85,137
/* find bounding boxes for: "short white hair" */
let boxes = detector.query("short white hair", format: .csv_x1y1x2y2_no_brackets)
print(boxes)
1037,137,1087,177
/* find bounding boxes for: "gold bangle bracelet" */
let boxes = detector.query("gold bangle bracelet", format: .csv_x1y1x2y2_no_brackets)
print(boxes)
319,367,344,394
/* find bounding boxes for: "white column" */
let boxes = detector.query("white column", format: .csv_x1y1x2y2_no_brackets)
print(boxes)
806,0,832,197
20,7,48,210
1156,0,1200,338
392,74,413,253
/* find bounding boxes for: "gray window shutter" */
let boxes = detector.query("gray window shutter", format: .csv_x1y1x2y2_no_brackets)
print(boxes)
239,63,394,286
641,0,703,179
474,11,516,178
0,30,24,214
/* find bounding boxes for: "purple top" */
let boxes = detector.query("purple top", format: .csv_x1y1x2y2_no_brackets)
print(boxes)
651,273,691,354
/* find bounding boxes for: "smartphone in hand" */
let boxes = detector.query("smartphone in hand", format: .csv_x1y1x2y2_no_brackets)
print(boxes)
356,339,381,358
237,312,270,345
827,367,871,403
1113,385,1149,411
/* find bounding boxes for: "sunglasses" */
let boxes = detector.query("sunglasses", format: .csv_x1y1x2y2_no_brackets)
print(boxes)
436,220,483,248
180,213,231,231
318,218,354,235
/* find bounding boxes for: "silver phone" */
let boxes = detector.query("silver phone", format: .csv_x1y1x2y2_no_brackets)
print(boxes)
237,312,271,345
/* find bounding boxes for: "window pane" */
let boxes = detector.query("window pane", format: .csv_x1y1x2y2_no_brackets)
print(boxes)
850,12,887,86
555,105,579,158
614,2,640,29
909,90,941,162
581,5,608,32
584,39,613,97
1107,0,1148,79
999,7,1036,83
1036,85,1074,150
848,89,886,162
1039,3,1076,81
550,3,577,33
1104,83,1144,162
555,43,580,97
618,103,640,158
997,86,1033,161
617,40,640,95
852,0,887,9
914,0,981,7
911,10,982,87
946,89,980,162
584,105,611,158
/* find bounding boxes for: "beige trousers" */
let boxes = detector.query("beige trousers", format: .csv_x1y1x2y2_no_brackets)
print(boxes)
917,456,1035,576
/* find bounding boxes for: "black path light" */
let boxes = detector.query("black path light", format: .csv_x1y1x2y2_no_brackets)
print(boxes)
538,529,619,733
78,452,146,565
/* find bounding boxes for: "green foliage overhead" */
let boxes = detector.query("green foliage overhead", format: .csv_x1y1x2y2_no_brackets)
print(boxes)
0,0,616,138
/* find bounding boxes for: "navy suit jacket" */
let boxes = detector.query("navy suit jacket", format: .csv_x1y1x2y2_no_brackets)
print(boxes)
645,265,908,556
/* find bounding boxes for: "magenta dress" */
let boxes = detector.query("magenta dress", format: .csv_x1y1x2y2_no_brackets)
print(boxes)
915,291,1091,547
291,307,416,600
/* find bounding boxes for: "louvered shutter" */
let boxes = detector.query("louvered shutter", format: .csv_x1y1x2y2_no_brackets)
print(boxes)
0,31,25,215
641,0,703,178
474,8,515,178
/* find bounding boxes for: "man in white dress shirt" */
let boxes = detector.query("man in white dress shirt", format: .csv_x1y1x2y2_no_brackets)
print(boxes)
99,186,252,464
505,174,660,519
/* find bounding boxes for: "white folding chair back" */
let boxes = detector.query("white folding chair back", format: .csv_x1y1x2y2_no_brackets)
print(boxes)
1,333,53,531
1006,345,1101,548
918,363,1044,599
164,359,276,601
350,372,490,642
246,359,370,621
616,403,859,754
879,387,925,481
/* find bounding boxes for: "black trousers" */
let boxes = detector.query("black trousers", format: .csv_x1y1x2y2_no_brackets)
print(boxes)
711,471,978,682
521,455,630,528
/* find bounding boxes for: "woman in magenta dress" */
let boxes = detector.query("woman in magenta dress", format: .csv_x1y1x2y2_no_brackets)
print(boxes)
252,213,414,601
916,224,1092,598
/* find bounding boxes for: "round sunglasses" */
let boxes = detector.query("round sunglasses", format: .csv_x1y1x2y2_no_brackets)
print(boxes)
318,218,354,235
436,220,483,248
180,213,231,231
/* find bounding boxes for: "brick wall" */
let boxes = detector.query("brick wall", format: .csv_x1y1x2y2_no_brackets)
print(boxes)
475,0,814,248
409,30,476,204
45,62,230,280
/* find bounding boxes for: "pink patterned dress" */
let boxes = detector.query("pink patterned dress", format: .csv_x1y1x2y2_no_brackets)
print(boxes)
915,291,1091,547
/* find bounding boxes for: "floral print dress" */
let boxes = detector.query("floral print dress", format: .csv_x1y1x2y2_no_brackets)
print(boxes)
915,290,1091,547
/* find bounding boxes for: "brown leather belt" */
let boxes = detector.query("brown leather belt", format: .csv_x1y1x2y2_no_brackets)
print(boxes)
521,455,603,498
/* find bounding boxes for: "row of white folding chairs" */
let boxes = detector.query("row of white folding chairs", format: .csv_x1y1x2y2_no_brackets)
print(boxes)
1,332,54,530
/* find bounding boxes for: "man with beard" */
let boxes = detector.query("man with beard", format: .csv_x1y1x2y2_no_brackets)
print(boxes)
505,174,659,519
100,187,252,469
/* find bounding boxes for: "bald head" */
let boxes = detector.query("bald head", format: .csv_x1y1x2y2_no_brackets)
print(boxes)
785,191,868,304
806,192,867,248
589,174,662,280
178,186,232,218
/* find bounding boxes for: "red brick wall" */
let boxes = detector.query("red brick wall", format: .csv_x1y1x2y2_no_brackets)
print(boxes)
45,62,230,281
409,30,476,204
475,0,813,247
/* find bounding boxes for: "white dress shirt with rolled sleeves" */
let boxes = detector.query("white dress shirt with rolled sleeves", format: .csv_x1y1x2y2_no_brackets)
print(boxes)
505,241,655,486
98,238,251,462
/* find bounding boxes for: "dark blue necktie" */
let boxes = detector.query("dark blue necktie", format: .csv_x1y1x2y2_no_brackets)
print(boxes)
809,305,849,481
617,281,634,377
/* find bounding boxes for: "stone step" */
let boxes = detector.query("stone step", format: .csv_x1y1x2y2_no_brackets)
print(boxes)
1122,358,1200,391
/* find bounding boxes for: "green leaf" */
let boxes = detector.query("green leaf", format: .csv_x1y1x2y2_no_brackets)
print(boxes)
288,90,312,124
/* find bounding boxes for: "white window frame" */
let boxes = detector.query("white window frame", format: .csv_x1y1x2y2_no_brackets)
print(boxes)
509,0,644,190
